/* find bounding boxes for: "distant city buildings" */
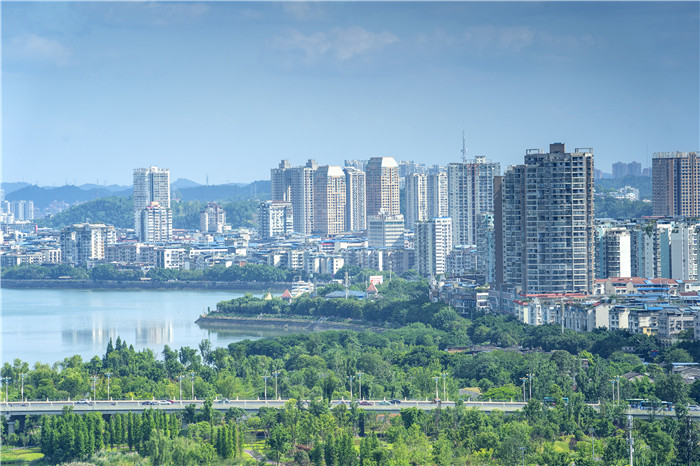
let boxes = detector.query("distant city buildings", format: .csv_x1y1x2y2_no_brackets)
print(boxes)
343,167,366,232
258,201,293,240
416,217,452,276
405,173,427,230
652,151,700,217
313,166,346,235
367,213,405,248
447,148,500,247
133,166,172,242
271,159,318,235
60,223,116,266
200,203,226,234
365,157,400,217
612,161,642,178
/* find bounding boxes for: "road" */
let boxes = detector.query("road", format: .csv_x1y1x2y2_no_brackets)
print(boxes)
0,399,520,417
0,399,692,420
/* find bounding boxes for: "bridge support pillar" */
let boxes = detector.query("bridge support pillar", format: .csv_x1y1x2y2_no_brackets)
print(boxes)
6,420,15,435
18,415,26,432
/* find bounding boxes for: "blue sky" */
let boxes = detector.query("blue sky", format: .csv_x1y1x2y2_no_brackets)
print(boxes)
3,2,698,186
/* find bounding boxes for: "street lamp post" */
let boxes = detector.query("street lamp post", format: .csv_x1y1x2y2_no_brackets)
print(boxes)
590,427,595,460
520,377,528,402
272,371,280,400
19,373,26,402
441,372,448,401
519,446,525,466
262,376,270,401
433,376,440,400
177,375,185,403
91,375,98,401
610,379,616,404
347,376,355,400
189,372,196,400
356,372,364,401
527,373,533,400
2,377,11,402
105,373,111,401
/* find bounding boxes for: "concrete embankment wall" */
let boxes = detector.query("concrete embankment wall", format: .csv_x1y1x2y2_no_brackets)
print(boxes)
1,279,290,291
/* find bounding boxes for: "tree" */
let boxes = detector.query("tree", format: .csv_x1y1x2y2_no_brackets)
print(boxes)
432,432,453,465
267,424,291,465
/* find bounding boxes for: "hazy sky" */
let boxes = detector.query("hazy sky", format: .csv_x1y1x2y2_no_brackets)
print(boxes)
3,2,699,186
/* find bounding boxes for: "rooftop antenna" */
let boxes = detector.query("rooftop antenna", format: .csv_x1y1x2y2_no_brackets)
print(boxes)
461,131,468,164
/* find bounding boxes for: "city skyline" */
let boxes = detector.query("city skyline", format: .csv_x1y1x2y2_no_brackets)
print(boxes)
3,2,699,186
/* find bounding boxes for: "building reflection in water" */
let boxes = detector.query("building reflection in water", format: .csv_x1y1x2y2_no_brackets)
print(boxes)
135,321,173,346
61,321,174,348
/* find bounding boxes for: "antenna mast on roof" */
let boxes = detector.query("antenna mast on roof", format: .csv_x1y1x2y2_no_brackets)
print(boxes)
461,131,468,164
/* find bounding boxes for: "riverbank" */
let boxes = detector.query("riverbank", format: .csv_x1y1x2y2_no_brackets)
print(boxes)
195,314,390,333
0,279,290,291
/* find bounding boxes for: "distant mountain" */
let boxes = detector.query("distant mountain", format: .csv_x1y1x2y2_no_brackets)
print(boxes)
41,197,133,229
175,180,270,202
4,180,269,207
171,178,202,189
78,183,130,192
5,185,130,208
1,182,30,194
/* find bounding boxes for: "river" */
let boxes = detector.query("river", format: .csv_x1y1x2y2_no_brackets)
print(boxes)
1,288,299,366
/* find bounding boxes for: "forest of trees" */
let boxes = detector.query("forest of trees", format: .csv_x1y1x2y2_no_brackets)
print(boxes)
1,263,304,284
3,294,700,464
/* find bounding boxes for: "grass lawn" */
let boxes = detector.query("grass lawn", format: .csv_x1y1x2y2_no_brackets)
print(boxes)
0,445,45,464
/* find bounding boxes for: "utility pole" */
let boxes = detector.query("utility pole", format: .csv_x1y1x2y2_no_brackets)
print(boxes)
433,376,440,400
590,427,595,461
105,372,111,401
628,411,634,466
356,372,364,401
189,371,196,400
272,371,280,400
527,373,533,400
521,377,528,402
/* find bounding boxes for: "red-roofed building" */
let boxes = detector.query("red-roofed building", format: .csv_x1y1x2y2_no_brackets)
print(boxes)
281,289,293,303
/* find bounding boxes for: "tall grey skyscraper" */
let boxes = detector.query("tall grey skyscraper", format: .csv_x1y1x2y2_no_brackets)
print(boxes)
314,165,346,235
416,217,452,277
447,149,500,247
271,159,292,202
365,157,400,217
133,166,171,240
652,151,700,217
270,159,317,235
501,143,595,294
405,173,427,229
426,170,448,219
343,166,366,232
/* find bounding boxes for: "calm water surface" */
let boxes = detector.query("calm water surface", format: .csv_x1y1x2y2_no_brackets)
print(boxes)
1,288,296,366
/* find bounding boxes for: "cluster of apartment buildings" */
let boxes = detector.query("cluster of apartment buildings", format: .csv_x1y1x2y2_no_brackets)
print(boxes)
0,192,34,224
3,147,700,345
